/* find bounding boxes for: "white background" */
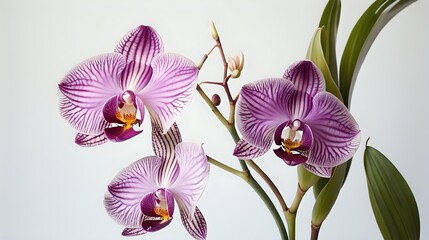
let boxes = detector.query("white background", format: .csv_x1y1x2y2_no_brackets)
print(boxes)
1,0,428,239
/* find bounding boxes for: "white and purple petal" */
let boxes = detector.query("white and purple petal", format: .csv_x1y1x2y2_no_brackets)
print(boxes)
302,163,332,178
285,90,314,120
138,53,198,134
74,132,108,147
283,60,325,97
237,78,294,148
59,53,125,134
303,92,360,167
151,119,182,186
180,206,207,240
104,156,161,227
168,143,209,219
115,25,164,92
233,139,271,159
122,227,147,236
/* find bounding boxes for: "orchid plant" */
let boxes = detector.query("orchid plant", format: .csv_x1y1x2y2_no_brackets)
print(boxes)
59,0,420,239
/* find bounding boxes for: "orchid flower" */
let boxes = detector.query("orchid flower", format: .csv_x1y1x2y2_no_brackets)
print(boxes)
104,122,209,239
234,60,360,177
58,25,198,146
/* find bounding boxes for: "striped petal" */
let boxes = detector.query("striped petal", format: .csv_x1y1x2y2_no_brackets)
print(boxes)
233,139,271,159
104,156,161,228
139,53,198,134
58,53,125,134
115,25,164,92
302,163,332,178
237,78,294,148
304,92,361,167
151,119,182,187
169,143,209,219
285,90,313,120
74,132,107,147
180,206,207,240
122,227,146,236
283,60,325,97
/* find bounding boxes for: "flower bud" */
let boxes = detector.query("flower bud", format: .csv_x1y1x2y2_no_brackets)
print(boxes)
210,21,219,41
298,165,320,192
228,52,244,78
211,94,221,106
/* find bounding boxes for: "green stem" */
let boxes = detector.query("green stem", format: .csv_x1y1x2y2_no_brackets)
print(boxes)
246,172,289,240
197,84,288,239
207,155,246,179
285,184,307,240
196,84,229,127
246,160,288,212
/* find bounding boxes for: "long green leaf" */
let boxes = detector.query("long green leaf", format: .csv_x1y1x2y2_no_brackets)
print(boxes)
306,27,343,101
364,145,420,240
311,162,346,226
339,0,417,107
312,0,343,199
318,0,341,85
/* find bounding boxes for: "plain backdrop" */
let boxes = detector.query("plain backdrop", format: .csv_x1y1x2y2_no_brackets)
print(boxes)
1,0,428,239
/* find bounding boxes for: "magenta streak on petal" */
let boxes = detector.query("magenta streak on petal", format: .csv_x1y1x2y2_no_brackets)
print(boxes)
283,60,325,97
58,53,126,137
122,227,147,236
286,90,314,120
302,163,332,178
151,120,182,186
180,206,207,240
233,139,271,159
75,132,108,147
303,92,360,167
115,25,163,93
104,157,161,228
169,143,209,219
59,88,108,136
300,124,313,151
139,53,198,134
236,78,294,149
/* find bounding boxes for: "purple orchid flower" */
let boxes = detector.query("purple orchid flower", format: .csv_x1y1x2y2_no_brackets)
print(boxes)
58,25,198,146
104,122,209,239
233,60,360,177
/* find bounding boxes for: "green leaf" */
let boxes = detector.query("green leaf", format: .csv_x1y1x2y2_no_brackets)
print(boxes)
364,145,420,240
306,27,343,102
339,0,417,107
311,162,347,226
318,0,341,85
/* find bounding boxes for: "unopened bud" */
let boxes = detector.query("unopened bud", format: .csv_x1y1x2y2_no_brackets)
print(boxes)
230,69,241,79
211,94,221,106
297,165,320,192
210,21,219,41
228,51,244,78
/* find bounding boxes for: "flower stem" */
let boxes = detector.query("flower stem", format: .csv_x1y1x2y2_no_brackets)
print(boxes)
246,160,288,212
311,223,320,240
285,184,307,240
197,83,288,239
246,172,289,240
207,155,246,179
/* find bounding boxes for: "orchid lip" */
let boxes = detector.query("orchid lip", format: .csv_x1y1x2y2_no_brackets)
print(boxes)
273,120,313,166
140,188,175,232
